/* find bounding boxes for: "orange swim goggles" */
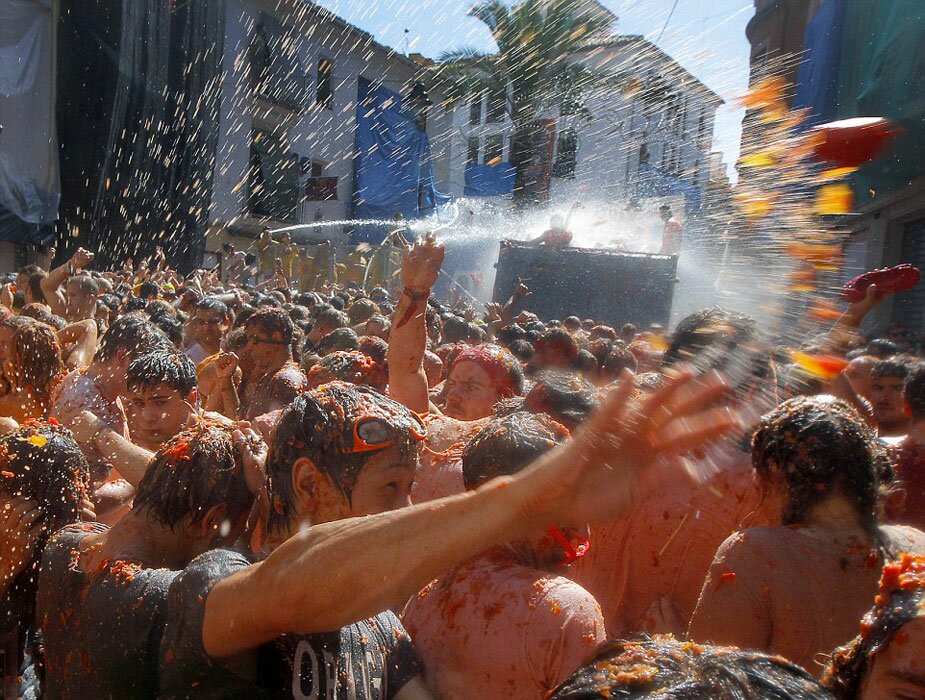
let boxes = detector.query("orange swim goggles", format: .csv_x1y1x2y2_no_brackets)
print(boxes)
349,412,428,455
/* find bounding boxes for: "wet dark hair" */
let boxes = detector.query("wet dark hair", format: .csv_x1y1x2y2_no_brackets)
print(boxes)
535,328,579,363
347,298,379,325
664,307,769,391
442,315,470,344
151,314,183,347
358,335,388,366
127,351,197,396
316,327,360,356
246,306,294,345
196,297,231,322
752,396,886,533
508,339,534,363
223,326,248,354
462,411,566,489
124,297,147,313
870,357,912,382
313,306,349,333
28,273,47,304
265,383,422,533
865,339,900,359
497,323,527,347
604,346,638,378
575,349,598,373
132,422,254,531
95,312,171,362
524,370,600,429
138,281,160,300
144,299,174,319
823,554,925,699
549,636,835,699
0,423,89,636
563,316,582,331
329,295,346,311
903,363,925,421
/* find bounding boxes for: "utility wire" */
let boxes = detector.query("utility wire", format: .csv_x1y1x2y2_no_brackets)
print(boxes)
655,0,681,42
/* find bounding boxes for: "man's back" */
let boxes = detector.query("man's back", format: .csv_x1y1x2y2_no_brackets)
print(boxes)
37,524,177,700
403,548,605,700
690,523,925,675
571,446,761,635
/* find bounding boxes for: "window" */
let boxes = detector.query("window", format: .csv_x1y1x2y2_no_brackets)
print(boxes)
467,137,480,165
698,112,708,144
553,129,578,178
487,84,506,123
484,135,504,164
249,128,299,221
252,14,308,110
469,97,483,126
316,56,333,109
692,160,700,186
311,161,324,178
638,143,650,168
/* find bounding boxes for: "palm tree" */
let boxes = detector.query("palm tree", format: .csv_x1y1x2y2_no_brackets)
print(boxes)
429,0,615,205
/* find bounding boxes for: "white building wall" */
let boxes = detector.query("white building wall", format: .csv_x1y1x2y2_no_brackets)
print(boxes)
210,0,455,247
444,37,718,208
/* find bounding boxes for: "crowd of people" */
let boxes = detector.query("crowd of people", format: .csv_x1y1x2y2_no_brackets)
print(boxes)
0,235,923,699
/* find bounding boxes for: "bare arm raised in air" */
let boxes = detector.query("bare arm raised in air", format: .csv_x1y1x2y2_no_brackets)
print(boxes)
387,235,444,414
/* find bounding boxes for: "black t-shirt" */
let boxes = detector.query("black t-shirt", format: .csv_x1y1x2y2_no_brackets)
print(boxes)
36,523,178,700
159,548,422,699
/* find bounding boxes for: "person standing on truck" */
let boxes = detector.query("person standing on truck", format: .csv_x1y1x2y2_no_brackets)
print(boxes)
530,214,573,248
658,204,682,255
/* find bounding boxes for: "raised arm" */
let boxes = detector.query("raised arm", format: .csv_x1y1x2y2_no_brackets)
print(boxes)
387,236,444,413
70,411,153,487
57,319,98,370
41,248,95,316
202,368,738,658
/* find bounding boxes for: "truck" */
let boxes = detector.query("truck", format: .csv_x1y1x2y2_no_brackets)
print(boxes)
492,240,678,328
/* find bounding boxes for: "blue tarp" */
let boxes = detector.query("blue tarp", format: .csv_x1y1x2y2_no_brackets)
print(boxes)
464,163,516,197
636,164,703,214
352,80,449,244
793,0,845,127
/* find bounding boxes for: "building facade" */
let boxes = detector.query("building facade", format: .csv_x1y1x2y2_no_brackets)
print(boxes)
745,0,925,338
208,0,455,256
442,32,720,218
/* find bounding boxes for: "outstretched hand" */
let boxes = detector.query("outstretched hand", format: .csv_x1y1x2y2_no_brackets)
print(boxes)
402,233,445,293
70,247,95,270
232,425,268,497
513,367,739,529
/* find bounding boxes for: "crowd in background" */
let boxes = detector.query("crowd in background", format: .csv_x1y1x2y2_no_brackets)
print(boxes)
0,236,924,699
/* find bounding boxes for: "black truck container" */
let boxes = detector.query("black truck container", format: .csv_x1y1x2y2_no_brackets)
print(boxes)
492,241,678,328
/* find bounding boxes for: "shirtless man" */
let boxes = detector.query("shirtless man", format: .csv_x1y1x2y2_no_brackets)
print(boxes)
689,395,925,675
403,411,606,699
52,313,172,488
184,297,231,366
159,373,735,698
570,307,773,637
870,358,913,439
211,306,306,421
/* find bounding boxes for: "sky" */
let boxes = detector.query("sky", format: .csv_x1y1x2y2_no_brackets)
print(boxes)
313,0,755,182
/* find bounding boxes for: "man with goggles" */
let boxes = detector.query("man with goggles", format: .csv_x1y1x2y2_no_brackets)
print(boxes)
161,371,735,699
